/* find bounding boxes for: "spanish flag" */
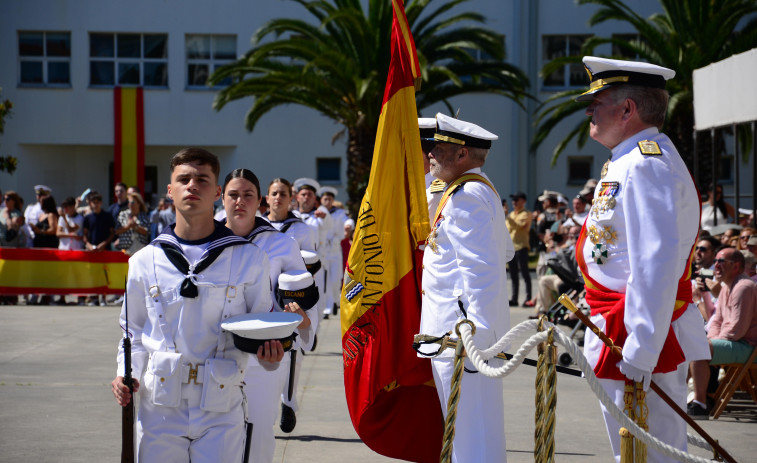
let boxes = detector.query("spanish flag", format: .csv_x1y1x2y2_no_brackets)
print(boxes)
114,87,145,193
0,248,129,295
340,1,442,460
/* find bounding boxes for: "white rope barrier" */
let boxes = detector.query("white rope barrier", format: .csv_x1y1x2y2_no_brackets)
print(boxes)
457,320,716,463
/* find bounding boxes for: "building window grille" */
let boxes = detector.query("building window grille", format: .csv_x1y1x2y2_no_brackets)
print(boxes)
186,34,237,88
542,35,591,89
19,31,71,86
89,33,168,87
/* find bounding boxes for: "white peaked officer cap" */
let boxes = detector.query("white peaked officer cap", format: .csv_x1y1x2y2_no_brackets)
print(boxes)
293,177,321,193
319,186,338,197
576,56,675,102
277,270,319,311
433,113,498,150
537,190,561,202
34,184,52,194
418,117,437,140
221,312,302,353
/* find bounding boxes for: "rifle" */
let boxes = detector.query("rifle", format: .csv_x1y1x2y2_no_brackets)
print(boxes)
121,280,135,463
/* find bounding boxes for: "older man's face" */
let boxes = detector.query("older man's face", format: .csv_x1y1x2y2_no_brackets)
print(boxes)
586,90,626,149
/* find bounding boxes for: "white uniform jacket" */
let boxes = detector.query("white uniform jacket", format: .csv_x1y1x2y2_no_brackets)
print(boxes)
268,212,317,255
581,127,709,373
116,225,273,382
420,168,515,356
247,217,317,350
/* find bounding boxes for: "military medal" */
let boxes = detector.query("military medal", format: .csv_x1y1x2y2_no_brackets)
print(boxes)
592,243,608,264
427,219,442,253
600,158,611,178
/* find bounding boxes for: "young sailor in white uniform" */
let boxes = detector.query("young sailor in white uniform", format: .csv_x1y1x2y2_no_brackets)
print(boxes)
318,185,348,316
293,178,333,319
112,148,283,463
221,168,317,462
264,177,324,430
576,57,710,462
419,114,514,462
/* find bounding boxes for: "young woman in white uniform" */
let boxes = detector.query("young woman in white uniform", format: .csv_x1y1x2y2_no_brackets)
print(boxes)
222,169,316,462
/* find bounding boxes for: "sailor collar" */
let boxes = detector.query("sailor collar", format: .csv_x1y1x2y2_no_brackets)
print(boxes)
152,221,249,298
610,127,660,161
246,216,280,241
267,211,303,225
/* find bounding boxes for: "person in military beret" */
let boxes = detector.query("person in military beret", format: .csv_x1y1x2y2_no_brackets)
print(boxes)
576,56,710,461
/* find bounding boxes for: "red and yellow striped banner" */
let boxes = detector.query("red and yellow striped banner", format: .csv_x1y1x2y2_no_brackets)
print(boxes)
340,1,441,461
0,248,129,295
114,87,145,193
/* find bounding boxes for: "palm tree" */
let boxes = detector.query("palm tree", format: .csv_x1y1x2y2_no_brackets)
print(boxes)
209,0,529,216
533,0,757,188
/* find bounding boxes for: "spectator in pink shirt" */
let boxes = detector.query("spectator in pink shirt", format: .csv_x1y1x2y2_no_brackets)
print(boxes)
688,247,757,419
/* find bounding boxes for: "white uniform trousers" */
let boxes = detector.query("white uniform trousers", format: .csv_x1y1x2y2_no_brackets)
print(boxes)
137,383,245,463
323,254,343,313
598,360,689,463
431,357,507,463
281,349,303,411
243,357,289,463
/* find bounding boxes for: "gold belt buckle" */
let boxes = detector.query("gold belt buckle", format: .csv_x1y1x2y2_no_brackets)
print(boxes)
187,363,200,385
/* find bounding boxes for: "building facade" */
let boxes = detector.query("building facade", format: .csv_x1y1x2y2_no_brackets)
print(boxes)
2,0,751,212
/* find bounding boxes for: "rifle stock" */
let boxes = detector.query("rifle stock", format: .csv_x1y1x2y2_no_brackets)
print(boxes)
121,280,135,463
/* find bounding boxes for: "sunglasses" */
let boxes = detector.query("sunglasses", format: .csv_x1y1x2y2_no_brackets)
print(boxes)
695,246,711,252
713,258,734,265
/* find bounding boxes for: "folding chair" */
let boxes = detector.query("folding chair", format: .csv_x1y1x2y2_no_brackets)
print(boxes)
709,345,757,419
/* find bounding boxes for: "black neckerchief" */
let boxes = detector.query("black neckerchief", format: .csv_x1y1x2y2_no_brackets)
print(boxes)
152,221,248,298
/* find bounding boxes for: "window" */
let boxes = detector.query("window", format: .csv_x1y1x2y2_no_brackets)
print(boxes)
186,34,237,88
316,158,341,184
542,35,591,88
717,155,734,183
612,34,644,60
567,156,593,185
89,33,168,87
18,31,71,86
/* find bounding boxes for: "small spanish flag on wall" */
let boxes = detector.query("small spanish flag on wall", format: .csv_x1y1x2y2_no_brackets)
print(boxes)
114,87,144,193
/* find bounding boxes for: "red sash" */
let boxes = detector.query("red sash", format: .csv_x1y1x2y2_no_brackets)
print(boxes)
576,220,696,380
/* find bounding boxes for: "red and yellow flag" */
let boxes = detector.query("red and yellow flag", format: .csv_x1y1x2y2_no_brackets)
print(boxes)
340,1,442,461
114,87,145,193
0,248,129,295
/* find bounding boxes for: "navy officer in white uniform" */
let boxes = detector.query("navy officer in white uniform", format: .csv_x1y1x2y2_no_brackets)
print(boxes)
576,57,709,462
112,148,284,463
420,113,514,462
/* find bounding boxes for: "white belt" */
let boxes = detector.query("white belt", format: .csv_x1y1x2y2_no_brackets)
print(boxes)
181,362,205,385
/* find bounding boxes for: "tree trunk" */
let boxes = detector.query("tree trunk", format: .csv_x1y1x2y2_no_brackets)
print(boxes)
345,124,376,219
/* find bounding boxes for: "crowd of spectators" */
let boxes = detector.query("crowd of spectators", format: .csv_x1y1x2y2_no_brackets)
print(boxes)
0,183,177,305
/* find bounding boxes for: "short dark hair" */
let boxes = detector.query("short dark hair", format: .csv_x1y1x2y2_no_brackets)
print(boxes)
170,148,220,182
61,196,76,207
223,168,261,197
87,191,103,203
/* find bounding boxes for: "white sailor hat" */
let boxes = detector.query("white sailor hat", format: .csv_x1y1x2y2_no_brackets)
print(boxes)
293,178,321,193
34,184,52,194
537,190,561,202
222,312,302,353
576,56,675,102
433,113,498,150
418,117,437,140
277,270,319,311
300,249,322,275
319,186,338,197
